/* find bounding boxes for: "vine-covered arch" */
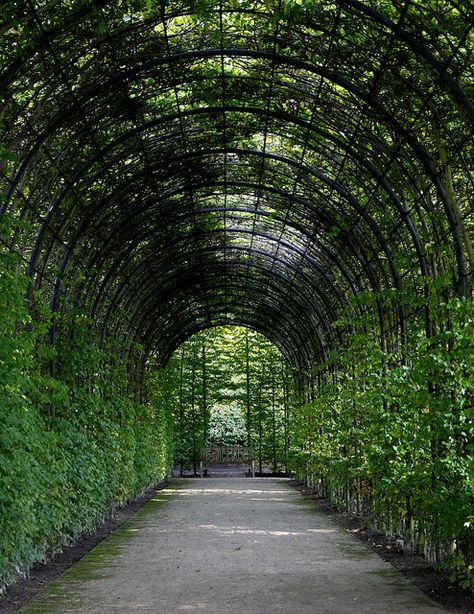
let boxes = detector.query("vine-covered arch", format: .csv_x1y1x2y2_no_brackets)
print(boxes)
1,0,473,367
1,0,473,594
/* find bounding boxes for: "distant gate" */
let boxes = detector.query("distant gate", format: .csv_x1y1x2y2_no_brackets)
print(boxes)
200,446,255,477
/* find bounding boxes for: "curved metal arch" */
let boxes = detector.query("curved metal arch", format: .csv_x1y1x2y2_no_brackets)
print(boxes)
67,171,390,281
86,242,350,369
131,298,322,370
52,172,400,356
14,112,434,363
103,248,339,337
44,140,403,313
131,281,328,368
94,239,343,320
4,6,470,289
3,0,472,128
142,314,307,372
113,248,339,335
20,102,427,289
18,151,416,366
9,84,430,233
101,247,341,349
340,0,474,123
144,314,311,372
88,225,347,333
81,210,368,327
88,208,356,310
10,38,440,260
153,318,301,370
134,273,325,345
67,190,390,329
11,44,470,149
1,2,470,380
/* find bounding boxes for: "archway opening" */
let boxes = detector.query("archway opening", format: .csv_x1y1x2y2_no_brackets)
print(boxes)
153,325,298,477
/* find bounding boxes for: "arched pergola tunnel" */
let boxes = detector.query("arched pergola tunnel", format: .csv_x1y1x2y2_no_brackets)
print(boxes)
0,0,472,594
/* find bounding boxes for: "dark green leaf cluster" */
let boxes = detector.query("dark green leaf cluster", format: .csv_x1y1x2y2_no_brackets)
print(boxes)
290,285,474,589
0,240,173,591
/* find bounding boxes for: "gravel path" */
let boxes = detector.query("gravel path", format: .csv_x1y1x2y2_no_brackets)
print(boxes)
20,478,445,613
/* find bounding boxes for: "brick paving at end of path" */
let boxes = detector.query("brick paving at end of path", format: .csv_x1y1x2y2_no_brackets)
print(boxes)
20,478,445,614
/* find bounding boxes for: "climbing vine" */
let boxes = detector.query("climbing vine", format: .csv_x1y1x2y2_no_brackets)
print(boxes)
290,284,474,589
0,221,172,591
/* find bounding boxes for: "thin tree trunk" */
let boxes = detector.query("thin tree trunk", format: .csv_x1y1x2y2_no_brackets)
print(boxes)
179,347,185,476
271,367,277,472
256,362,266,474
191,362,197,476
246,330,251,448
201,338,208,446
282,362,290,474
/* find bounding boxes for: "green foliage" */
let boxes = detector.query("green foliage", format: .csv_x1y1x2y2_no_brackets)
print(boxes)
208,403,246,446
0,236,172,591
158,326,296,473
0,0,472,595
290,286,474,590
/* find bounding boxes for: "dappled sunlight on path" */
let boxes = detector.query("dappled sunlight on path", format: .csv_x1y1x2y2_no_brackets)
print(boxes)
21,478,444,614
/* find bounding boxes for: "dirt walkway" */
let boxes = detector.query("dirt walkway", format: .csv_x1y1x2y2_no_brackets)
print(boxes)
20,478,444,613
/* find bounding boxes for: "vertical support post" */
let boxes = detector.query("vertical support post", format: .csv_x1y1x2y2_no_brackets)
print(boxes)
251,460,255,478
271,367,276,472
200,460,203,479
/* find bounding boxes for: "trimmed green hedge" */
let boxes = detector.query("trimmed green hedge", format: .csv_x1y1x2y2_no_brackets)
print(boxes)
290,287,474,591
0,253,172,591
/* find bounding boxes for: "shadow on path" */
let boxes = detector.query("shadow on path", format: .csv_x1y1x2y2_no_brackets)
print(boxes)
19,478,444,613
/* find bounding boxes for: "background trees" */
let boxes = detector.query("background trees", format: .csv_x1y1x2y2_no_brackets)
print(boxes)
159,326,295,475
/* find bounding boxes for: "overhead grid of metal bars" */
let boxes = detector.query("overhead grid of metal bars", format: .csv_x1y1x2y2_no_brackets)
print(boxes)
0,0,472,374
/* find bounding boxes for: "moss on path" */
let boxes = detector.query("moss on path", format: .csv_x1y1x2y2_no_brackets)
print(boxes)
20,478,444,614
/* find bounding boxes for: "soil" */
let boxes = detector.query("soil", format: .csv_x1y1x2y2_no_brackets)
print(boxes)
291,481,474,614
0,481,168,613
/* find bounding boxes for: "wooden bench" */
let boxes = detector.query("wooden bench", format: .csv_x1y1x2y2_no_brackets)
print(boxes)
200,446,255,478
